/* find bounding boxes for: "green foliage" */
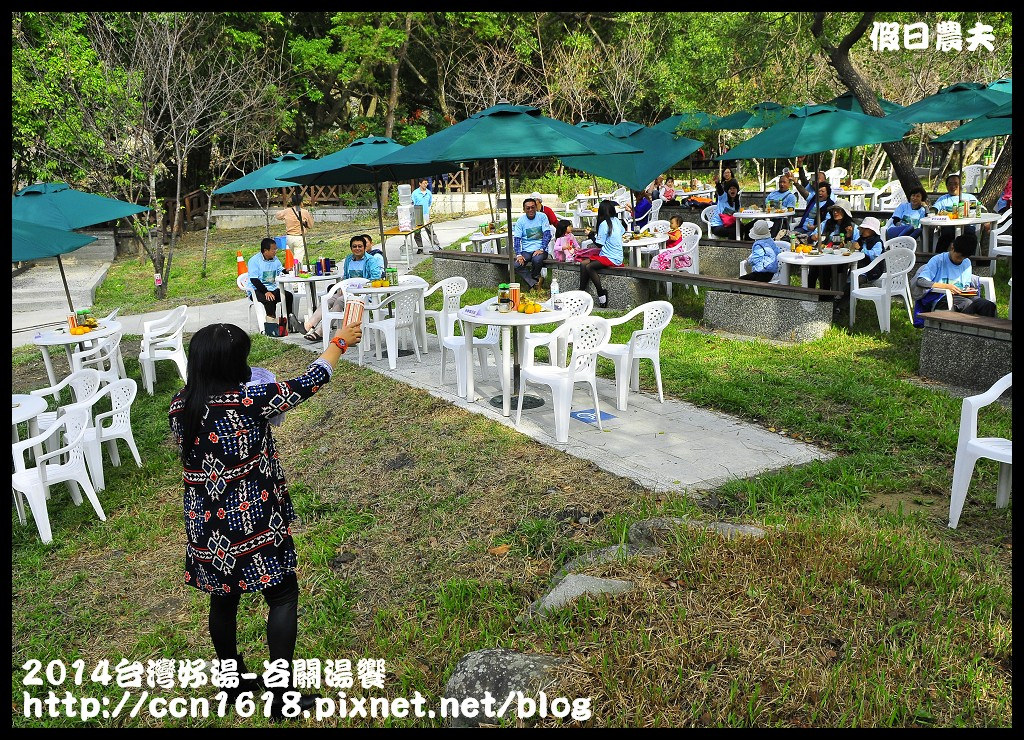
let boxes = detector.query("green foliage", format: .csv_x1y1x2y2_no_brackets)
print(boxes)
518,173,618,202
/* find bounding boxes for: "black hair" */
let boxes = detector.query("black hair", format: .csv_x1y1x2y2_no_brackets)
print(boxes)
952,232,978,258
522,197,537,209
360,234,372,242
350,235,366,248
178,324,252,464
289,193,302,207
726,180,740,192
554,219,572,239
945,173,961,184
907,185,927,199
817,182,832,197
260,237,276,253
595,199,620,237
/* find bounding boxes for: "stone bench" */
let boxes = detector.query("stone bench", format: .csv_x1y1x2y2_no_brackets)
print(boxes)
920,310,1012,392
431,249,513,289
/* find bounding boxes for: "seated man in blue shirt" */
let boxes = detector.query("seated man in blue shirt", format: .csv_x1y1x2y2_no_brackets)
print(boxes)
764,173,798,237
303,235,383,340
911,232,996,321
513,198,552,290
247,237,297,329
932,174,985,252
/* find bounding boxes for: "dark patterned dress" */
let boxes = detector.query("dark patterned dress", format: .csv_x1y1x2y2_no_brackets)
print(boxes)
169,359,332,595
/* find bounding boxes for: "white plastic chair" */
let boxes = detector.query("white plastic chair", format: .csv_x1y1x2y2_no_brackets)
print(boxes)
397,274,431,353
138,305,187,395
318,280,347,352
440,317,505,397
638,219,672,267
932,276,997,311
515,316,611,444
29,369,103,448
738,240,791,285
67,378,142,492
647,198,663,225
948,372,1012,528
71,330,123,385
664,232,702,298
848,247,916,332
960,164,986,194
598,301,674,411
359,287,422,370
238,273,269,333
699,205,717,238
992,207,1012,251
524,290,593,367
825,167,847,189
421,276,467,350
11,407,106,544
875,180,906,211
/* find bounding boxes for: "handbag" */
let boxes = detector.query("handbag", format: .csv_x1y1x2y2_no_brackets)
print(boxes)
264,321,283,337
720,213,737,228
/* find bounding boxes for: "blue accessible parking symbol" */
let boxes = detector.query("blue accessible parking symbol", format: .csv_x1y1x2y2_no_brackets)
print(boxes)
569,408,616,426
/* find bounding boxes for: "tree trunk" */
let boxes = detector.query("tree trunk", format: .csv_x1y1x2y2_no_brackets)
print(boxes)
811,12,922,195
978,135,1011,211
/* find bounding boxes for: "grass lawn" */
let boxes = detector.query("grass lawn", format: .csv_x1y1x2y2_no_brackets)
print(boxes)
11,243,1011,726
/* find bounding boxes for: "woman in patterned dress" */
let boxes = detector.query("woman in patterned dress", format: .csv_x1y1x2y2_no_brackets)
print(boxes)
169,320,360,714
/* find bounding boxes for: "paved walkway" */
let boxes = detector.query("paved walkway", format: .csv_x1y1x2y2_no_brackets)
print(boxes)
12,211,831,493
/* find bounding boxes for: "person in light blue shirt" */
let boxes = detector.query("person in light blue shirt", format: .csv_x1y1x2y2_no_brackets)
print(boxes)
886,186,929,242
412,178,438,253
579,200,625,307
709,181,742,238
808,200,859,290
763,174,798,237
931,174,984,252
739,220,782,282
247,238,296,324
513,197,552,290
794,182,834,235
911,232,995,319
342,235,385,280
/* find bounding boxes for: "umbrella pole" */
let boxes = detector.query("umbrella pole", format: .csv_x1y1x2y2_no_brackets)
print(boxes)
375,179,388,270
503,158,522,397
57,255,75,313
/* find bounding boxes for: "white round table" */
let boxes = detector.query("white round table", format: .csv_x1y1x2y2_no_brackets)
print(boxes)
832,187,878,211
733,209,796,240
777,250,864,288
623,233,669,267
12,394,47,456
920,213,1000,252
276,272,342,318
466,231,511,254
458,304,571,417
33,320,123,387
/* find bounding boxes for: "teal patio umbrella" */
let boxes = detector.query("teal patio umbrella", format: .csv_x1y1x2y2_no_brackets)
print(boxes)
932,101,1012,142
652,111,721,136
712,102,794,130
284,136,461,267
826,91,903,116
719,106,911,234
213,152,313,194
987,78,1012,95
372,103,642,282
13,183,150,311
575,121,614,134
561,121,702,193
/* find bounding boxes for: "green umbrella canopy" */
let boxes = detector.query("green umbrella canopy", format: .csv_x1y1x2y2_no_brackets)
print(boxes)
718,105,911,160
711,102,794,130
652,112,721,135
575,121,614,134
13,182,150,231
561,121,703,193
372,104,642,165
887,82,1012,124
284,136,460,186
213,152,314,194
12,218,97,262
932,100,1013,142
987,78,1012,95
826,91,903,116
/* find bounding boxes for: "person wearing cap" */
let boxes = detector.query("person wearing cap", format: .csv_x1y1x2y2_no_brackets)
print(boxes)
855,217,887,283
808,199,859,290
531,192,559,227
739,220,783,282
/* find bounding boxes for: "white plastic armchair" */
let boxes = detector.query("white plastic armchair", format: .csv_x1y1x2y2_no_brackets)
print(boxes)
422,276,468,350
29,368,103,445
992,207,1012,251
238,273,268,332
524,290,593,367
960,164,986,194
64,378,142,492
647,198,664,224
515,316,611,444
700,206,717,238
440,297,504,397
359,287,422,370
398,274,431,353
948,372,1012,528
139,305,188,395
71,330,123,385
10,407,106,544
875,180,906,211
848,247,916,332
319,280,347,352
598,300,674,411
824,167,847,188
933,276,997,311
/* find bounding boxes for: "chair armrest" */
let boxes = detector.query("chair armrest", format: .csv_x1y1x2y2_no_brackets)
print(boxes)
850,254,885,285
963,372,1012,412
977,276,996,302
422,282,443,299
72,342,106,362
30,374,74,400
10,418,67,472
603,305,646,327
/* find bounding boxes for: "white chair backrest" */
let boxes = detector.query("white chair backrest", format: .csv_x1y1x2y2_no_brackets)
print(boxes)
885,235,917,253
143,306,187,349
558,290,594,319
853,178,873,190
57,407,91,470
679,222,701,240
700,205,716,226
825,167,847,188
559,316,610,378
323,280,346,303
100,378,138,433
382,288,421,327
237,273,255,294
634,301,674,354
766,175,781,191
994,207,1012,235
435,276,469,299
961,164,985,193
877,182,905,209
648,219,671,234
399,274,428,287
879,247,916,295
72,330,122,375
774,239,791,253
649,199,663,222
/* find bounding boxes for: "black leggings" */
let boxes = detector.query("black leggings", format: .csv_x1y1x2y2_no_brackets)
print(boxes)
578,259,611,296
209,572,299,663
255,289,295,319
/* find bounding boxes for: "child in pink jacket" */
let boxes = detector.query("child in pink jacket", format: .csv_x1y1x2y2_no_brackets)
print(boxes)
552,220,580,262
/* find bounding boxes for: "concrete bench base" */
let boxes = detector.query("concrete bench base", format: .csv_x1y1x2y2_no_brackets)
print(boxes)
548,265,651,310
703,291,834,342
433,253,510,288
920,311,1012,392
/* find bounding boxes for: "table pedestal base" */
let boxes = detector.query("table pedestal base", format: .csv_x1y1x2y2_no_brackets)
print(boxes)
491,394,544,410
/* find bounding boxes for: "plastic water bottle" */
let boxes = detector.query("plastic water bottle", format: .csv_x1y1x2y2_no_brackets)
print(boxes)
550,277,561,310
